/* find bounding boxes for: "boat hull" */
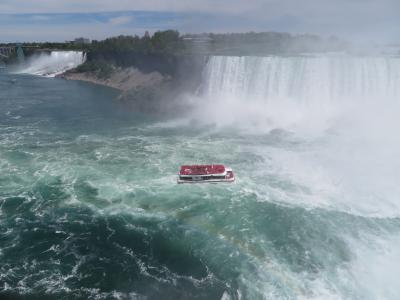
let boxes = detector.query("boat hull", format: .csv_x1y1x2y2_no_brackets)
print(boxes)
177,177,235,184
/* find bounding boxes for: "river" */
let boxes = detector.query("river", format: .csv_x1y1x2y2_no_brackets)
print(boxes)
1,54,400,299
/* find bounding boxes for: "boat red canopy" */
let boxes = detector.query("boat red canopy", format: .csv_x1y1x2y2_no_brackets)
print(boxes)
180,165,225,175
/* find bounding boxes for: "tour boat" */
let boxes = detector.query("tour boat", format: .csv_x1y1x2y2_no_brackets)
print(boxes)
177,164,235,184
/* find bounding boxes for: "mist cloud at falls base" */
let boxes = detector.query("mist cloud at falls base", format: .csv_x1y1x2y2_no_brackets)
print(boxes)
182,55,400,298
188,55,400,217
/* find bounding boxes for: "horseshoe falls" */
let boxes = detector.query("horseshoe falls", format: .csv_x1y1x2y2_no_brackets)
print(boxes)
1,54,400,300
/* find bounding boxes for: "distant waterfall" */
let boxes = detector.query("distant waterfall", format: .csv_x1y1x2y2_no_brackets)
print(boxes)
17,51,86,77
202,55,400,103
16,44,25,64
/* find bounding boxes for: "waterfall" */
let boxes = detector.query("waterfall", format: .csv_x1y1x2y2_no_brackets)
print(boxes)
17,51,86,77
202,55,400,103
197,55,400,132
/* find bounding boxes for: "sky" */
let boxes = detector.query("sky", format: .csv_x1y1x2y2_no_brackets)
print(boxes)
0,0,398,43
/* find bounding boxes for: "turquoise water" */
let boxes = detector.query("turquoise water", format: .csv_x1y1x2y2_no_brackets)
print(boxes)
1,64,400,300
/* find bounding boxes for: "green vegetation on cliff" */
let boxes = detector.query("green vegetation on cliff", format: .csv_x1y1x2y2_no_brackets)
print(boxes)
88,30,183,55
75,61,114,79
80,30,185,77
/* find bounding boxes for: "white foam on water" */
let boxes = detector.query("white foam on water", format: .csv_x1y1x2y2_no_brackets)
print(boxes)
344,234,400,300
294,234,400,300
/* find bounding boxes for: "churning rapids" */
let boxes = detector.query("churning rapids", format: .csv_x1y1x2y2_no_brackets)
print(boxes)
1,54,400,300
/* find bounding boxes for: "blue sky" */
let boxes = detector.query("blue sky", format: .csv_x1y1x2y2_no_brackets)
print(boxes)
0,0,398,43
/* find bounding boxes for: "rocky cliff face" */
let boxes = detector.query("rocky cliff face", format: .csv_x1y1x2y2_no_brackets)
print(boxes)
61,55,206,115
62,67,167,92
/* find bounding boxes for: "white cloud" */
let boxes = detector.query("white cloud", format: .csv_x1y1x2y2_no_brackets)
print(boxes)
30,15,52,21
1,0,396,17
108,15,133,26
